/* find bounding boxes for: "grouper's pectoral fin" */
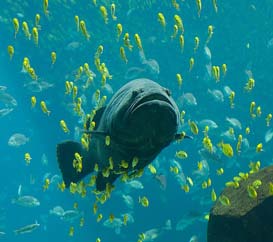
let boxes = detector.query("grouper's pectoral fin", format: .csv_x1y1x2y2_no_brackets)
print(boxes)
174,132,193,141
96,172,120,191
56,141,93,187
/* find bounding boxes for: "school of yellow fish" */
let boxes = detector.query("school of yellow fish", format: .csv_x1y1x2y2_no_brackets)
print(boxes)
3,0,273,240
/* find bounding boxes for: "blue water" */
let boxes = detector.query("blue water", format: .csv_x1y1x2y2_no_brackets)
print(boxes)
1,0,273,241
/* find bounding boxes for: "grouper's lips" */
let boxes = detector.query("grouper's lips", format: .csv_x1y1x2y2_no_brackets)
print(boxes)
124,92,174,120
132,96,173,115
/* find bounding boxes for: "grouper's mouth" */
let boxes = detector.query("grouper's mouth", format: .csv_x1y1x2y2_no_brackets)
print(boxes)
124,91,174,120
117,91,179,156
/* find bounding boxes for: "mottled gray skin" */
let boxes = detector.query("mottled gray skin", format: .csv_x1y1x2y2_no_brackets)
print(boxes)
57,78,180,191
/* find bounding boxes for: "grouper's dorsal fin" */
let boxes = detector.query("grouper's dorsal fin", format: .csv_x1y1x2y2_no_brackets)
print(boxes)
93,106,106,130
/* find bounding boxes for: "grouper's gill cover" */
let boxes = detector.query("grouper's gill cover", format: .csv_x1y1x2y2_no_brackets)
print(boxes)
57,78,181,191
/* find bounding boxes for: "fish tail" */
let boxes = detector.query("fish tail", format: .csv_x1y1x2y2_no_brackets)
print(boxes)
56,141,93,187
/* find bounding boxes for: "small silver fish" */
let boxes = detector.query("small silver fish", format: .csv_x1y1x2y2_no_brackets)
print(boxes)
199,119,218,129
207,88,224,102
8,133,29,147
61,209,82,222
223,86,233,96
14,221,40,235
49,206,65,217
204,46,212,61
143,228,161,241
125,180,144,190
0,108,13,117
182,93,197,106
103,218,123,234
0,86,7,91
12,195,40,207
23,80,54,92
122,194,134,209
226,117,242,130
41,153,48,166
0,91,17,107
265,129,273,143
189,235,199,242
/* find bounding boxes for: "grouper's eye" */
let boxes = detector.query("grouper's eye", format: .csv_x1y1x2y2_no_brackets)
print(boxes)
132,90,139,98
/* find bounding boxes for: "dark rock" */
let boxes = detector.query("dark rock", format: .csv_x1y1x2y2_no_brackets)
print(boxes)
207,165,273,242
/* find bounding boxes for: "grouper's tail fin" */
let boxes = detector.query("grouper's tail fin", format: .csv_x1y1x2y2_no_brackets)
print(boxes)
56,141,93,187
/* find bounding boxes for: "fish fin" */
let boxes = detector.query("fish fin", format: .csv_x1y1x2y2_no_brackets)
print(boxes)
83,130,109,137
17,184,22,196
56,141,93,187
96,171,119,191
174,132,193,141
93,106,106,130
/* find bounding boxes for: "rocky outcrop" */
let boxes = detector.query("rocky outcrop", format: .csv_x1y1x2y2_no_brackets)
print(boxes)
207,165,273,242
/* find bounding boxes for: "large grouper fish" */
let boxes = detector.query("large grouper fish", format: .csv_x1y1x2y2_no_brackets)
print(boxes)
57,78,187,191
